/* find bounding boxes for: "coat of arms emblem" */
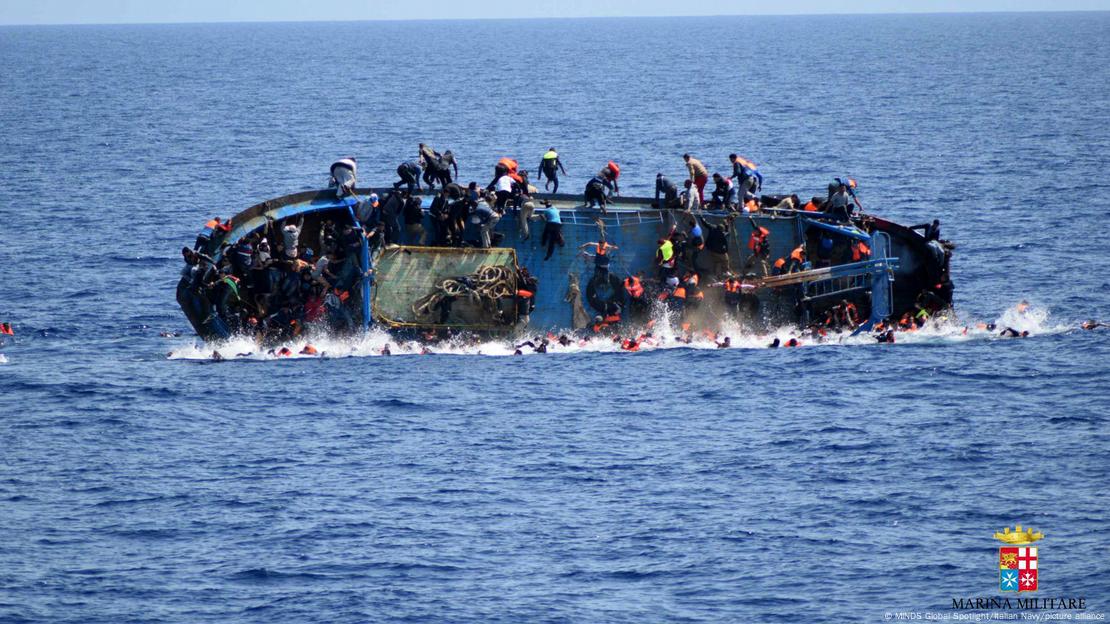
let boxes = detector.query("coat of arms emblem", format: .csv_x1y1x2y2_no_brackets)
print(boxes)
995,525,1043,593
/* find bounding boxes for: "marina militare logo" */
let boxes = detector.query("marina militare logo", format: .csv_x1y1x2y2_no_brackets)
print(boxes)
994,525,1043,593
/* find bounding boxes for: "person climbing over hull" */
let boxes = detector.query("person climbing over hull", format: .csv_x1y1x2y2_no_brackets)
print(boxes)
329,157,357,198
728,154,762,201
539,201,564,260
425,150,459,189
579,239,619,280
655,173,678,206
418,143,440,189
683,153,709,204
538,148,567,193
584,161,620,212
743,217,771,276
710,173,738,208
395,160,422,192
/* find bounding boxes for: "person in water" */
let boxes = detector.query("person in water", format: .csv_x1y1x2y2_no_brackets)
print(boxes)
537,148,567,193
1000,327,1029,338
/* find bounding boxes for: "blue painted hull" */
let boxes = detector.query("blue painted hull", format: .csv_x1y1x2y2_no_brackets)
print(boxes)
179,188,952,341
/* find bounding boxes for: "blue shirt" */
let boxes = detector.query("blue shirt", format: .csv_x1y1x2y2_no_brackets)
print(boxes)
544,206,561,224
690,223,703,239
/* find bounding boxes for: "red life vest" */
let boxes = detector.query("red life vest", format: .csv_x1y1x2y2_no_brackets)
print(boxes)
517,289,534,298
607,161,620,178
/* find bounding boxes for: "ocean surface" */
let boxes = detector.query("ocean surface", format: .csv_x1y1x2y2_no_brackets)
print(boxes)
1,12,1109,623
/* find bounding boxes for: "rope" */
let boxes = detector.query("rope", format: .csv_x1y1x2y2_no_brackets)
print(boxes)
411,264,516,318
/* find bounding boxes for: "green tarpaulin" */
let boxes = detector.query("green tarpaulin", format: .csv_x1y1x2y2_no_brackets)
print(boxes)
372,246,518,329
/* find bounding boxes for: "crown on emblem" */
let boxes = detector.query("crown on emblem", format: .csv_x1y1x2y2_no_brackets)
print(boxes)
993,525,1044,545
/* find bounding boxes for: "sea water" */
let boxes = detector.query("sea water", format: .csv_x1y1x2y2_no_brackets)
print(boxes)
0,13,1108,623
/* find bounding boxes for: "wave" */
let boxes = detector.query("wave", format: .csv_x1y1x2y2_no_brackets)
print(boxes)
166,301,1077,362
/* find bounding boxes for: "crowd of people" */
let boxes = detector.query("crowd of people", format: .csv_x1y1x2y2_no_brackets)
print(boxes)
181,210,379,342
181,145,956,349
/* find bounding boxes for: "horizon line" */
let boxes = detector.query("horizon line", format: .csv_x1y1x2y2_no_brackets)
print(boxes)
1,8,1107,27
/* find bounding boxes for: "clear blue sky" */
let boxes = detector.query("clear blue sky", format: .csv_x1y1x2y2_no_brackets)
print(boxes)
1,0,1107,25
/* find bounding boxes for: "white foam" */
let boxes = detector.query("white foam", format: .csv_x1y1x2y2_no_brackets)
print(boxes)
166,302,1070,362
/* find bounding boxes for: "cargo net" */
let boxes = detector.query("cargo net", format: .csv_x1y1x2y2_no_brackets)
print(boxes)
372,246,519,329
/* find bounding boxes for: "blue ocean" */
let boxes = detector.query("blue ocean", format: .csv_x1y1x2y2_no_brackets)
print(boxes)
1,12,1108,622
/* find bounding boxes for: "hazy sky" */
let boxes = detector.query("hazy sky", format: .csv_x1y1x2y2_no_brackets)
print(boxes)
1,0,1107,25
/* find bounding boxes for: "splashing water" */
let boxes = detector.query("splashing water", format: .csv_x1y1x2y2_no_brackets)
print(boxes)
167,302,1073,362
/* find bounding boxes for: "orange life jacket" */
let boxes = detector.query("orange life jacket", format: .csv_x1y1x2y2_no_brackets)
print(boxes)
803,201,818,212
724,279,741,294
624,276,644,298
603,314,621,324
0,322,13,336
773,258,786,269
517,289,534,298
204,218,219,229
607,161,620,178
497,157,518,173
673,286,687,299
851,240,871,261
790,246,805,263
748,226,770,252
745,199,759,212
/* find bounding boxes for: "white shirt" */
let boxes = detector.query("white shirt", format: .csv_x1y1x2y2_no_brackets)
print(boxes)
495,175,513,193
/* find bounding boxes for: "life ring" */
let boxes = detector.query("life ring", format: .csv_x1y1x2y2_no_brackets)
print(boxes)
586,272,625,313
